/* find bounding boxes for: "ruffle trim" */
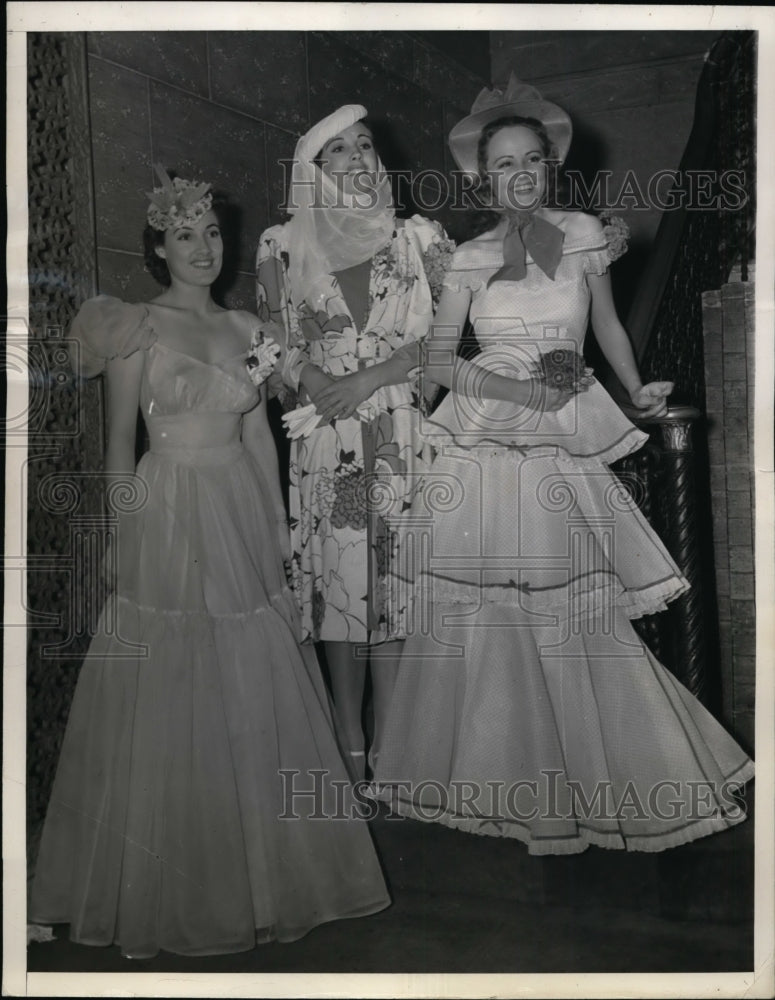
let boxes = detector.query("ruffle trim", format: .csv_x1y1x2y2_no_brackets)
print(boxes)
583,246,616,277
442,269,488,294
69,296,158,379
442,247,614,292
411,571,690,623
367,763,754,855
421,425,649,469
443,217,629,291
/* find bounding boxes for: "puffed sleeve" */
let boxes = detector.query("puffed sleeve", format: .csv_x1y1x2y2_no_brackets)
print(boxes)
68,295,157,378
583,215,630,275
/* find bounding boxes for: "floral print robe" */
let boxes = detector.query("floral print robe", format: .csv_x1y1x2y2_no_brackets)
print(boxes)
257,216,453,644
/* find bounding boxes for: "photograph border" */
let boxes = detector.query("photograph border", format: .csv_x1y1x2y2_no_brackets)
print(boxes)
5,4,775,998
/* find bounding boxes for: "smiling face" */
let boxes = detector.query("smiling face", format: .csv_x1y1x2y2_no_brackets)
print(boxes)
317,122,379,195
484,125,548,213
155,209,223,286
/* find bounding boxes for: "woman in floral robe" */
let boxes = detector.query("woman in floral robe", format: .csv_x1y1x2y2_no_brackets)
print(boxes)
256,104,452,775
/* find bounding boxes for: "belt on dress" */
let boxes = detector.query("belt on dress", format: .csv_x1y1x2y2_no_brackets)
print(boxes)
147,412,243,464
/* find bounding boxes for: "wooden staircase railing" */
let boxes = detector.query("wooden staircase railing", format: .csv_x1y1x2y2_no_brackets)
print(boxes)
611,30,756,709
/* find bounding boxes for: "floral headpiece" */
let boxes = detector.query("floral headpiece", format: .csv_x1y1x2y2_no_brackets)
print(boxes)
146,163,213,232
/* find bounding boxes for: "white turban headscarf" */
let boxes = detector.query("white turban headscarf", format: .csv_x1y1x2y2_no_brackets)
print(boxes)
285,104,396,307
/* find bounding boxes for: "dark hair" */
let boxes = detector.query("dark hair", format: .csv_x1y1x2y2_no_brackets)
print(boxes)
142,189,232,288
466,115,564,239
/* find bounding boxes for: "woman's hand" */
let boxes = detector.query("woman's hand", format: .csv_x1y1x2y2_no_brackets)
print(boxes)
629,381,673,420
313,369,377,422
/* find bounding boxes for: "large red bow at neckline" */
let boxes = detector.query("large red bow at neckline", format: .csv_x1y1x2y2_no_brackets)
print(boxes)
487,212,565,286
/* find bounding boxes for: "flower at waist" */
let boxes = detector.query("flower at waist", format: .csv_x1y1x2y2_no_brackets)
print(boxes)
533,347,594,393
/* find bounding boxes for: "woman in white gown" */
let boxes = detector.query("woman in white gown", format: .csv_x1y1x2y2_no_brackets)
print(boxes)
28,168,389,958
371,77,754,854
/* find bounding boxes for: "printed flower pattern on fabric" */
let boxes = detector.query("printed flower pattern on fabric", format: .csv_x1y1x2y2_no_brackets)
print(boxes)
371,243,416,301
311,471,337,517
298,307,352,343
256,217,450,643
331,468,369,531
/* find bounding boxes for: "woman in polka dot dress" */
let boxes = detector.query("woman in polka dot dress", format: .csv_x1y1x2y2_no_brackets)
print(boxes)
371,77,754,854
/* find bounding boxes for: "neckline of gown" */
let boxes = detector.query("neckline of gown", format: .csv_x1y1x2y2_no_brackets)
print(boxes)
458,231,607,266
151,340,249,369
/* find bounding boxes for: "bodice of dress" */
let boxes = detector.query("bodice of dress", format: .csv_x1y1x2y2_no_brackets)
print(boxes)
423,221,648,464
141,343,258,459
141,342,257,419
257,215,445,385
68,296,260,460
453,233,610,371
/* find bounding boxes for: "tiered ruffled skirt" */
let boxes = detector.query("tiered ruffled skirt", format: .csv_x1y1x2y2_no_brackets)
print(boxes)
372,444,754,853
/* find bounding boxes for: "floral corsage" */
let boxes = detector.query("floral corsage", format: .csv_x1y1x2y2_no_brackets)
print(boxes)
533,348,595,394
599,214,629,263
246,328,281,397
422,235,456,307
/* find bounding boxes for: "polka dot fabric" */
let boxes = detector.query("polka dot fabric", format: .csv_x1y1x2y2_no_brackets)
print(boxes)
371,217,754,852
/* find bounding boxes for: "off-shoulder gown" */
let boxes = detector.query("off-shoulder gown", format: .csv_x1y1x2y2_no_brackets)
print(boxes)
28,297,390,958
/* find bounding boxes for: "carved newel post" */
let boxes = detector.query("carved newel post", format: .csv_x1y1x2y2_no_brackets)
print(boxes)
647,405,708,704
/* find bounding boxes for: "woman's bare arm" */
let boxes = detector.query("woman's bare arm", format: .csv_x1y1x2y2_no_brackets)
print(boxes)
104,352,144,476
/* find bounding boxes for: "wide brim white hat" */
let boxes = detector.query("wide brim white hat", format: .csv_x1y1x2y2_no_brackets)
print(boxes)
449,73,572,176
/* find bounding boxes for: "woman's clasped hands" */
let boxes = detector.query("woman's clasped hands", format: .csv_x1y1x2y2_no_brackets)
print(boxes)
313,368,378,423
306,368,376,425
282,364,380,440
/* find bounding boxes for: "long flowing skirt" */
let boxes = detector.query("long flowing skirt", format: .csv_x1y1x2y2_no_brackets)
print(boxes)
29,443,389,957
372,447,754,853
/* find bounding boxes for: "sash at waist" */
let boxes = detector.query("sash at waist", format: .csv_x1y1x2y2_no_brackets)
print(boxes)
146,412,243,465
